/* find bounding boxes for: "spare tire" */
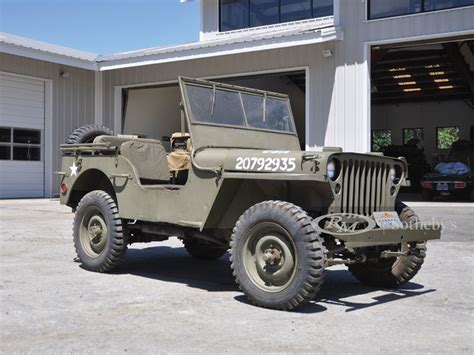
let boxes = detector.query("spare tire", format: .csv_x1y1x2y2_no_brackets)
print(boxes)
66,124,114,144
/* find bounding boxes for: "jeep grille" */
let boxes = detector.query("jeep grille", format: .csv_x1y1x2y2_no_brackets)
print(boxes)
335,159,393,216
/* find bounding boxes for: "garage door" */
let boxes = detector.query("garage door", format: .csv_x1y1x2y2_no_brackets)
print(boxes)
0,73,45,198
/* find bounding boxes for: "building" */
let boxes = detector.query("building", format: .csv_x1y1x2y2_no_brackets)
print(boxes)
1,0,473,198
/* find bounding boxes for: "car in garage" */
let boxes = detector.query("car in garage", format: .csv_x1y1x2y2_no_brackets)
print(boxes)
421,139,474,201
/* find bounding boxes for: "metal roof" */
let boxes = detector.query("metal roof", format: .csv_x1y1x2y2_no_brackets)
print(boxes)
0,16,340,71
0,32,98,61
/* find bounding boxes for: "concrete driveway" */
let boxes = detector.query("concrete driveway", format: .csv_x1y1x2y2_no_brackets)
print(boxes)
1,199,473,353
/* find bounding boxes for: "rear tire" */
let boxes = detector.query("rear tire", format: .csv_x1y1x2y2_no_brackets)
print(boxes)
66,124,113,144
230,201,325,311
73,190,128,272
183,238,227,260
348,201,427,288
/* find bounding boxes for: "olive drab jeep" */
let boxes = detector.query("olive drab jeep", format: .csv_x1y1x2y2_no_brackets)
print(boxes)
58,77,441,311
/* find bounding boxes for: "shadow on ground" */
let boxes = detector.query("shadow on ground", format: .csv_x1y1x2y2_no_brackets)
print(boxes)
104,245,435,313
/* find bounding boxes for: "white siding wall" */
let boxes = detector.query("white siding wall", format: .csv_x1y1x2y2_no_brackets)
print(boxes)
0,53,95,195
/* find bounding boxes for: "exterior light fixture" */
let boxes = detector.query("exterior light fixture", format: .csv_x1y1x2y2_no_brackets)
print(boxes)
429,71,445,76
403,88,421,92
434,78,449,83
398,81,417,86
322,49,333,57
439,85,454,90
60,71,70,78
389,67,406,72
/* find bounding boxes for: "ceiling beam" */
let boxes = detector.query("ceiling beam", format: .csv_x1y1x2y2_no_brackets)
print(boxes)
443,42,474,104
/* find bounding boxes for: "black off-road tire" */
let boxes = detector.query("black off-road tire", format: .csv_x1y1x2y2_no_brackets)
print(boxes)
183,238,227,260
66,124,113,144
348,201,427,288
73,190,128,272
230,201,325,311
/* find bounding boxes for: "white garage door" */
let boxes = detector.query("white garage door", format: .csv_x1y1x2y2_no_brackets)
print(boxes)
0,73,45,198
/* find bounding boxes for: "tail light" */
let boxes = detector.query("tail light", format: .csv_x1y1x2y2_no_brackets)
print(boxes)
454,182,466,189
60,183,68,194
421,181,433,189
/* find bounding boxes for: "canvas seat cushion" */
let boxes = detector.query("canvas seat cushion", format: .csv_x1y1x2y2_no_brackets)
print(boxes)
119,140,170,182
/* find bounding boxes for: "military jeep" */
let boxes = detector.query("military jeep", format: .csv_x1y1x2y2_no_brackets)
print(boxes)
58,77,441,310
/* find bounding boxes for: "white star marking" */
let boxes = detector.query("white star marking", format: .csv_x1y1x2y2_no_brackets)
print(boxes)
70,162,78,177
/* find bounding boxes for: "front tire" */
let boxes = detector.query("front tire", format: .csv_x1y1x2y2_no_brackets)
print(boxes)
73,190,128,272
230,201,325,311
348,202,427,288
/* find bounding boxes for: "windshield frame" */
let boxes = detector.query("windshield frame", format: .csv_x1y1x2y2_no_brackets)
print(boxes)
180,77,298,137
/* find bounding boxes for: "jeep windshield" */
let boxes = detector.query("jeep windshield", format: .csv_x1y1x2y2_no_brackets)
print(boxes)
182,81,296,134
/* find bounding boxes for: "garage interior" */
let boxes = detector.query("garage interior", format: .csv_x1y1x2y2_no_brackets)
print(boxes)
371,38,474,195
122,71,306,150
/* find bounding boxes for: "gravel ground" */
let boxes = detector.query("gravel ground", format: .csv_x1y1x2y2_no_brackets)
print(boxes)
1,199,473,353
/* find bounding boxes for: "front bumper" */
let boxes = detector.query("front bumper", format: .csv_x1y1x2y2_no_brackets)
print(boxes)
337,223,441,248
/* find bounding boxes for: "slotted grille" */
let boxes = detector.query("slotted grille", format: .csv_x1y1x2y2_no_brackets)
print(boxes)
338,159,391,216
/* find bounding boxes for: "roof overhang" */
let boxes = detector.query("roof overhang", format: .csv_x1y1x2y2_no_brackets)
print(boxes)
1,24,342,72
0,33,97,70
97,25,343,71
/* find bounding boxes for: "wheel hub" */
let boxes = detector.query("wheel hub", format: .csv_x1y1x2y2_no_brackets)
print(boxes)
80,211,108,256
243,223,297,293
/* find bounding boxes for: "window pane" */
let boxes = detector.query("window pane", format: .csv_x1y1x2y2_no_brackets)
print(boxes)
213,89,245,126
185,84,245,126
424,0,474,11
13,129,41,144
263,97,294,132
403,128,424,145
250,0,279,27
372,129,392,152
0,146,10,160
369,0,422,19
220,0,249,31
313,0,334,17
281,0,312,22
437,127,459,149
13,146,41,161
242,93,264,127
0,127,11,143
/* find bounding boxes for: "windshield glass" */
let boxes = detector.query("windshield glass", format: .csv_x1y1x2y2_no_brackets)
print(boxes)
184,83,295,134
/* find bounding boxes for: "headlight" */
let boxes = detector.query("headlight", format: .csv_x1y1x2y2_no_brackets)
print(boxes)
327,159,340,181
389,168,396,182
390,165,403,184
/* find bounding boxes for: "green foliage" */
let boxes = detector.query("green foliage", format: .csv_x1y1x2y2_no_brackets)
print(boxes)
437,127,459,149
403,128,423,145
372,129,391,152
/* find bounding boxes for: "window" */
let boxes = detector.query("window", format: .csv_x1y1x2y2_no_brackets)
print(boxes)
372,129,392,152
250,0,279,27
281,0,312,22
220,0,334,32
437,126,459,149
368,0,474,19
0,127,41,161
220,0,250,31
403,128,424,145
184,83,296,134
